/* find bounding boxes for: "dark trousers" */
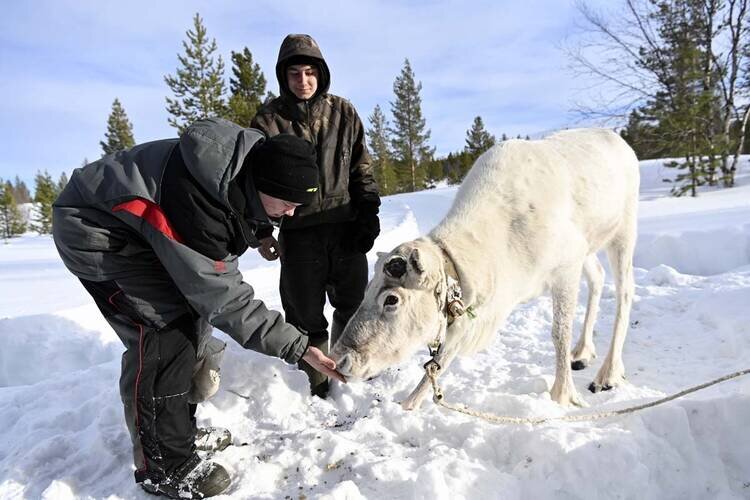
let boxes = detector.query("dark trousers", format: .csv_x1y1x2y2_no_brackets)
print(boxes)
279,223,368,396
80,278,199,483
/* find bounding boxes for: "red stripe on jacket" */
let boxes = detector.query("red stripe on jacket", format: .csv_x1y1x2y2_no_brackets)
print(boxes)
112,198,184,243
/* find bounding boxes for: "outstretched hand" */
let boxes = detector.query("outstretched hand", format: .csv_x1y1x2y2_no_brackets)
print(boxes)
302,346,347,384
258,236,281,261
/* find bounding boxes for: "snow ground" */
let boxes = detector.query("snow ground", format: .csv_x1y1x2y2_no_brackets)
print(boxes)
1,157,749,499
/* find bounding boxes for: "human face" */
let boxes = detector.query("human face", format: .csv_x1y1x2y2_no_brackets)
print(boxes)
259,192,301,218
286,64,319,100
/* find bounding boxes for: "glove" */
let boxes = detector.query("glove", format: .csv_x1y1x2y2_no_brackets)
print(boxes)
258,236,281,261
348,201,380,254
354,213,380,253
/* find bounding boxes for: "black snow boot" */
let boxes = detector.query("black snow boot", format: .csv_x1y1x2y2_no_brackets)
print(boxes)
195,426,232,453
140,453,231,499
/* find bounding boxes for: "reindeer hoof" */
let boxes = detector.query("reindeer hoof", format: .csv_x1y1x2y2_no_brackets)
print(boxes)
588,382,614,393
400,399,417,411
571,360,588,371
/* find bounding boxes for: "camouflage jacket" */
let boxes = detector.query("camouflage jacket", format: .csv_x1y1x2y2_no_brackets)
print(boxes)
251,34,380,229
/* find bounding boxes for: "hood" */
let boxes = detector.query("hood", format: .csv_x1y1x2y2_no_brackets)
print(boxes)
275,34,331,102
179,118,265,207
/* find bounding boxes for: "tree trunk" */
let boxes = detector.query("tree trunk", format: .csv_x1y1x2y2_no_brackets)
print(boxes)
727,105,750,187
410,159,416,192
702,1,718,186
690,157,697,197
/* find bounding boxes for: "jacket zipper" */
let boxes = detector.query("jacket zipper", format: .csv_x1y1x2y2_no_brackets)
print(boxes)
304,101,317,146
227,211,250,248
303,100,322,208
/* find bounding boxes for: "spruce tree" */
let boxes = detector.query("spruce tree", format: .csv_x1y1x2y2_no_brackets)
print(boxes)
389,59,434,192
32,171,57,234
464,116,496,159
12,176,31,204
165,13,226,133
100,98,135,155
226,48,267,127
367,105,398,195
0,180,27,239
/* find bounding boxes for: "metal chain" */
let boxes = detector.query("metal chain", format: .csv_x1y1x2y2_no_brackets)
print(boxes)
424,362,750,425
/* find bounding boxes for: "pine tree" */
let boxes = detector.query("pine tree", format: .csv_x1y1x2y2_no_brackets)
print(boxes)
57,172,69,193
226,48,267,127
613,0,727,196
464,116,496,159
0,180,27,240
12,176,31,204
443,153,462,184
32,171,57,234
439,150,474,185
100,98,135,155
715,0,749,187
640,0,720,196
500,133,508,142
367,105,398,195
573,0,750,193
423,157,446,187
389,59,434,192
165,13,226,133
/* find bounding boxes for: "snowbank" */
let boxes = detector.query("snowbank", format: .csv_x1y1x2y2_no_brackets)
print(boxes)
1,157,749,499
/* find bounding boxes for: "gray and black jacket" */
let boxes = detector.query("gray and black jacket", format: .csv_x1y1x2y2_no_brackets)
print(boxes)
251,34,380,229
52,118,308,363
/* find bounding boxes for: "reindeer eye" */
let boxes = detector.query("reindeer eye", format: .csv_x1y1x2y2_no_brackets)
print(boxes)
384,295,399,306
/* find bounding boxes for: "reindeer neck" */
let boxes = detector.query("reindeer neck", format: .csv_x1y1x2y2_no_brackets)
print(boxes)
429,205,527,310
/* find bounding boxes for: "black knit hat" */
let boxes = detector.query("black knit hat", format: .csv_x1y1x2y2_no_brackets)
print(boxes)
250,134,319,204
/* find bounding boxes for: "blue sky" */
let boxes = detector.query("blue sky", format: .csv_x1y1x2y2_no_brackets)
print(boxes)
0,0,610,188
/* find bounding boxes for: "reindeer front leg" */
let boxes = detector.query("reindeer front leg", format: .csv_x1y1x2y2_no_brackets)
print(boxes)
401,322,466,411
550,273,588,408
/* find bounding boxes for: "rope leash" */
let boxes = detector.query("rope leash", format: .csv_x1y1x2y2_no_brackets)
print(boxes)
424,362,750,425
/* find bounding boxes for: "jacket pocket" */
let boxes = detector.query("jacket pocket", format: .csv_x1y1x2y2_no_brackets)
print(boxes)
189,336,226,403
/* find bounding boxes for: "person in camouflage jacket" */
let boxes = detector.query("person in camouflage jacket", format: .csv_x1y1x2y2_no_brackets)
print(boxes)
251,34,381,398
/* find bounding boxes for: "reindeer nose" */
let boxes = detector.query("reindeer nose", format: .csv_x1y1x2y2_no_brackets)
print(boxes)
337,354,353,376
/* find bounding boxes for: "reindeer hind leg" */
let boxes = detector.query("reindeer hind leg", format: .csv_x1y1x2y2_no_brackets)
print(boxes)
572,253,604,370
590,220,636,393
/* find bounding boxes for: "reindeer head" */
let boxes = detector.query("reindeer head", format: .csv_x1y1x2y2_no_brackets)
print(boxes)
331,239,447,380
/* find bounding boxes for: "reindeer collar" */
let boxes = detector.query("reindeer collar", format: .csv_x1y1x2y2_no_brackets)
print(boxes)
425,238,477,361
433,238,474,325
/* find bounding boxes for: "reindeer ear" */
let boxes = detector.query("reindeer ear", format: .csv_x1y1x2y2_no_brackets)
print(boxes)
384,256,407,278
409,248,425,274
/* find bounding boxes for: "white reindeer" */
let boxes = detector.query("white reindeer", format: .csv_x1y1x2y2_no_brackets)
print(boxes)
331,128,639,409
